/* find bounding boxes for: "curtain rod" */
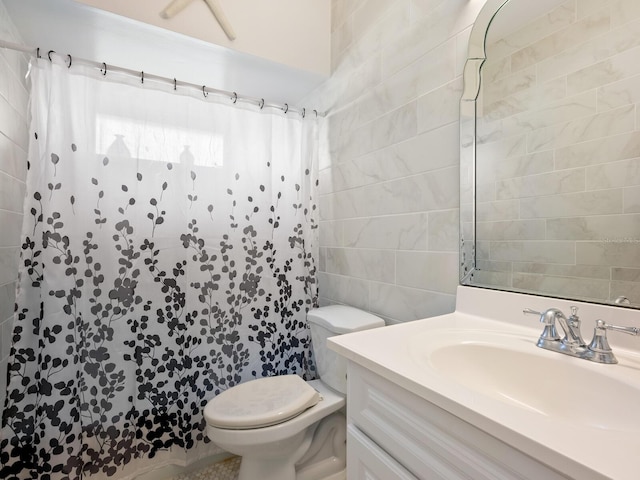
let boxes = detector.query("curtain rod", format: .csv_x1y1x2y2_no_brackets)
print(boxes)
0,39,325,118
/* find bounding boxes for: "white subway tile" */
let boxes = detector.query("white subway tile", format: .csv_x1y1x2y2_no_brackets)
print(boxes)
598,74,640,111
0,281,15,324
318,271,370,310
0,132,27,181
383,0,484,78
526,105,635,152
483,77,567,122
428,209,459,252
555,131,640,169
511,9,610,73
547,214,640,241
476,199,520,222
0,93,28,150
417,77,463,133
343,214,428,250
0,210,22,247
369,282,455,322
0,247,19,285
624,185,640,213
490,241,575,263
319,220,344,247
324,247,395,282
611,0,640,28
612,267,640,282
0,315,12,360
477,219,546,241
496,168,585,200
513,262,611,280
520,189,623,218
0,171,26,213
586,157,640,190
487,0,576,59
362,166,459,216
610,280,640,304
577,241,640,267
323,121,460,194
512,272,610,301
479,91,598,143
538,17,640,83
396,251,459,294
476,150,554,184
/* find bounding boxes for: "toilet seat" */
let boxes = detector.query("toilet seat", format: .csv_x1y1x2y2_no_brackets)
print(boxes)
204,375,321,429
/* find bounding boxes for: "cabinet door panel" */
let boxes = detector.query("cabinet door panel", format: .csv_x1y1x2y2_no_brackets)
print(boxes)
347,425,418,480
348,363,568,480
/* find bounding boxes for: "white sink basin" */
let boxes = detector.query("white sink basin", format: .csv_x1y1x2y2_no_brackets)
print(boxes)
425,333,640,432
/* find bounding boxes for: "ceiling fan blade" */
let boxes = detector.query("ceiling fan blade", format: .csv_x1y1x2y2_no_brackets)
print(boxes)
203,0,236,41
160,0,196,19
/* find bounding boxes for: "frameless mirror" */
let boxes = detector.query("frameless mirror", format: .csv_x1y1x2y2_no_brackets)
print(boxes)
461,0,640,307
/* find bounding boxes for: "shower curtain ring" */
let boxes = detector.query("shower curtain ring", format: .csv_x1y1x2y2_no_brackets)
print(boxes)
141,71,144,84
232,92,238,104
259,98,264,110
36,47,41,59
101,62,107,76
283,103,289,114
313,109,318,118
301,108,306,118
203,85,208,98
47,50,55,61
67,54,72,68
174,78,177,90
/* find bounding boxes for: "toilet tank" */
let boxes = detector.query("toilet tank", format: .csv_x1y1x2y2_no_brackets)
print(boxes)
307,305,384,394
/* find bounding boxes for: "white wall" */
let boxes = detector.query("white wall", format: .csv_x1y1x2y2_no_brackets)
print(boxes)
0,0,29,409
75,0,331,76
3,0,325,105
306,0,489,324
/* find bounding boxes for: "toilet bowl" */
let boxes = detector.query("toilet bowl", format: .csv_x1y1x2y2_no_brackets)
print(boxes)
203,305,384,480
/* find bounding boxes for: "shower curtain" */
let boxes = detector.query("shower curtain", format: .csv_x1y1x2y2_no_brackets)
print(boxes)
0,58,318,479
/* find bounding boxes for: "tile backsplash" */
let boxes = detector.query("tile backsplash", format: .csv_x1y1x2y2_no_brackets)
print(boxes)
0,0,28,409
306,0,488,323
475,0,640,304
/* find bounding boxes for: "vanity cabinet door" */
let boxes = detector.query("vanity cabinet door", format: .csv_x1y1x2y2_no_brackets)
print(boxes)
347,424,418,480
347,363,569,480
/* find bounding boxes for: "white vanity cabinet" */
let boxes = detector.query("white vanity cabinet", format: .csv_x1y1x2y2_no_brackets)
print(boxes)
346,362,568,480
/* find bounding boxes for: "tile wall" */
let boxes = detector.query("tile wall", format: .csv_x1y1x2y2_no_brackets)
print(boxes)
0,0,28,408
306,0,489,323
475,0,640,304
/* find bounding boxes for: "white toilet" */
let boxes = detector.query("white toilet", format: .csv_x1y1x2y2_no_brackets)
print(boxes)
204,305,384,480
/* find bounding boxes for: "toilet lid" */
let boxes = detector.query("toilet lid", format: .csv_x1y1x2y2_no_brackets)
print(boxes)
204,375,321,429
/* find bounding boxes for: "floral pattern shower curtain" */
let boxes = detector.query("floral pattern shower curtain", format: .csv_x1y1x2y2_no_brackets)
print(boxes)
0,59,318,479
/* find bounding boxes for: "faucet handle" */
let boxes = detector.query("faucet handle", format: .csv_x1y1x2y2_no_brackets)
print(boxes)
597,319,640,336
566,306,587,347
586,319,640,364
523,308,546,321
523,308,560,345
523,308,554,326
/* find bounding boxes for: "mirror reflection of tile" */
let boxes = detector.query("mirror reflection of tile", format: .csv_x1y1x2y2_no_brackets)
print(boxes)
473,0,640,306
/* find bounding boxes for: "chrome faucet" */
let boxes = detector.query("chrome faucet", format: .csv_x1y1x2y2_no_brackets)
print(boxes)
523,307,638,364
523,307,586,355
